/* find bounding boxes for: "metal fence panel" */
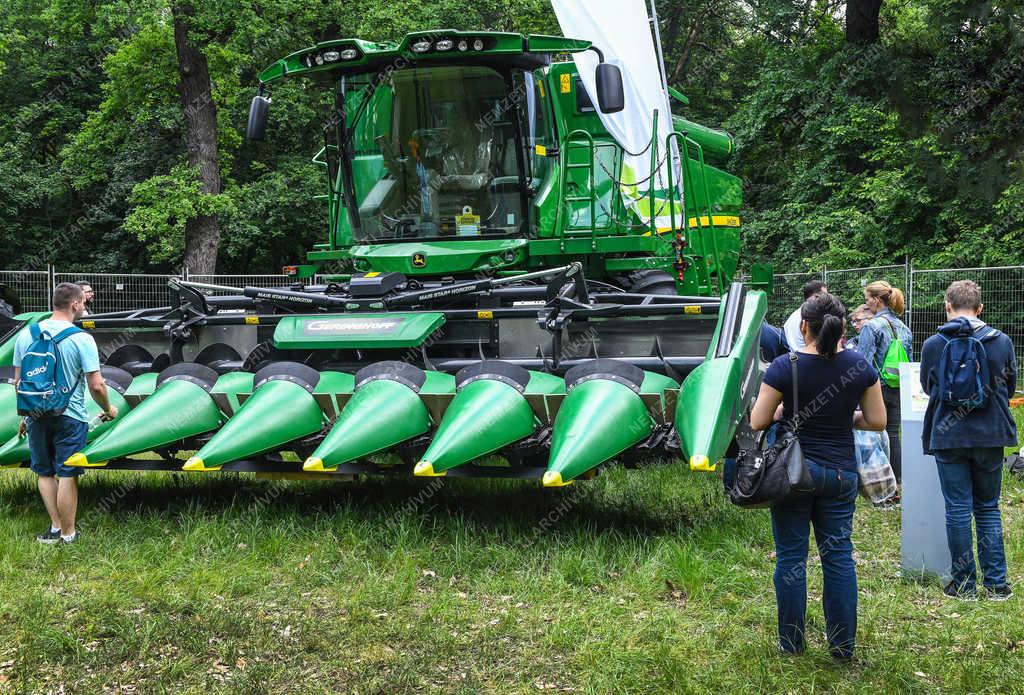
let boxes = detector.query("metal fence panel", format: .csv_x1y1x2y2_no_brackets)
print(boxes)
0,270,50,312
909,266,1024,387
824,265,909,317
764,271,825,326
2,265,1022,390
188,274,298,289
53,272,177,314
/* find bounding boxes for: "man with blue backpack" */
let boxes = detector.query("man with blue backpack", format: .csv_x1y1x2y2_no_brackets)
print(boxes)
12,282,117,545
920,280,1017,601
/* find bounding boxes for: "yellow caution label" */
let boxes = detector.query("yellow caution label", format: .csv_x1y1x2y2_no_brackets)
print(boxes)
683,305,702,315
244,316,260,325
538,80,545,97
81,320,95,329
364,271,380,277
560,73,571,93
477,310,494,319
535,144,547,157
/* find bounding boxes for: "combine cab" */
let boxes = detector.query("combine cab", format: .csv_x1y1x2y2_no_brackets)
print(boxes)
0,30,770,486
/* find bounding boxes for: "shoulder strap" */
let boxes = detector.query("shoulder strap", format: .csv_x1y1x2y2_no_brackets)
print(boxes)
979,326,1000,342
51,326,83,344
881,315,897,338
789,352,800,432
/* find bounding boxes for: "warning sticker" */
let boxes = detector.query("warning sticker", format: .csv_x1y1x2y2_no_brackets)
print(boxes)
560,73,571,93
456,205,481,236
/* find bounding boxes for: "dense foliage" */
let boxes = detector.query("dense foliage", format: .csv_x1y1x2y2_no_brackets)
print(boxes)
0,0,1020,273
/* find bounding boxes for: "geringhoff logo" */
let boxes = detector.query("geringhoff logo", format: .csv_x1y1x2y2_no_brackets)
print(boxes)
303,318,404,335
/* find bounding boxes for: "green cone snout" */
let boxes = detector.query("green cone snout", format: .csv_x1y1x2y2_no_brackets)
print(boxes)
416,362,564,476
304,362,454,471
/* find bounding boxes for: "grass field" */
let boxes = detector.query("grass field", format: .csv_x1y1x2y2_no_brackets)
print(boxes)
1,448,1022,694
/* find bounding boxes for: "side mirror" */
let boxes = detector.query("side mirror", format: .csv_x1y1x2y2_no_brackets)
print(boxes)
246,95,271,141
595,63,624,114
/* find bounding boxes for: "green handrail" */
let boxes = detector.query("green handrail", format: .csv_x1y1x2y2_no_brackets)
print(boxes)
558,129,600,247
689,136,725,294
312,145,342,250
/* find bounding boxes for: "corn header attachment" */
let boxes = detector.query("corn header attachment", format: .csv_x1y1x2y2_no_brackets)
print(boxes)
0,29,772,486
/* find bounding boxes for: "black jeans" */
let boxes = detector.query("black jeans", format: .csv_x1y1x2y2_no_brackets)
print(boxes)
881,384,901,482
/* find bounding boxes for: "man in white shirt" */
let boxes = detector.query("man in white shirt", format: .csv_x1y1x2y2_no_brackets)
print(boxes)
783,280,828,349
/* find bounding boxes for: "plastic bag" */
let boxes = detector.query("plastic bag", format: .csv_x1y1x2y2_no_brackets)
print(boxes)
854,429,897,503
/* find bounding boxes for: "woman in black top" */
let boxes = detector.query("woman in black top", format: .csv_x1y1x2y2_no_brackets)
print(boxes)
750,293,887,660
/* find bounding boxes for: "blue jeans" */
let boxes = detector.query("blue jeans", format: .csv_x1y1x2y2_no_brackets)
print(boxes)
934,447,1007,591
771,458,859,658
28,415,88,478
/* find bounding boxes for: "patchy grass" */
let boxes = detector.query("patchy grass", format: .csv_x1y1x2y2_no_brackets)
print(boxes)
0,459,1022,694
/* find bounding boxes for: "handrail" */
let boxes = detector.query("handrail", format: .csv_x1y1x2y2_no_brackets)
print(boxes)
312,145,342,251
690,136,724,295
557,128,605,246
667,132,707,293
664,131,724,295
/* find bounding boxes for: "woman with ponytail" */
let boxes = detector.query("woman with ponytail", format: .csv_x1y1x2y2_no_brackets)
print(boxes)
750,292,887,661
860,281,913,486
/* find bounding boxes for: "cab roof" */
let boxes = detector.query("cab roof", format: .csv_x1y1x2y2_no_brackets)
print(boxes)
257,30,593,84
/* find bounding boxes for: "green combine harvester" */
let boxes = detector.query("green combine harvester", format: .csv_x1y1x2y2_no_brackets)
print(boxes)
0,30,770,486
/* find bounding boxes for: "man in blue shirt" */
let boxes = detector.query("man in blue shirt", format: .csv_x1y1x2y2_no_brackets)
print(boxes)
920,280,1017,600
13,283,117,545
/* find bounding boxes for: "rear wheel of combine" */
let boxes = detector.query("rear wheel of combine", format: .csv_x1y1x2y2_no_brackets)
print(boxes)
616,270,678,296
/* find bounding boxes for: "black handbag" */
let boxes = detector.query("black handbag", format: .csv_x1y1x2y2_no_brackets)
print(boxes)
729,352,814,508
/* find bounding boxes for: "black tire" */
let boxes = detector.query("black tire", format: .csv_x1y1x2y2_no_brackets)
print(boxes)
616,270,679,296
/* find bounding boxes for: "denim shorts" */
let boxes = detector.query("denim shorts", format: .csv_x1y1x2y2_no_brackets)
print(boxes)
28,415,88,478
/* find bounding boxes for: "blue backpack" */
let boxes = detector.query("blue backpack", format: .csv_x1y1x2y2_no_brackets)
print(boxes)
16,323,83,419
935,326,1000,410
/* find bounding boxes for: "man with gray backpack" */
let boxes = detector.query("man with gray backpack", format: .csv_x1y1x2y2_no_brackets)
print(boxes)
12,282,117,545
920,280,1017,601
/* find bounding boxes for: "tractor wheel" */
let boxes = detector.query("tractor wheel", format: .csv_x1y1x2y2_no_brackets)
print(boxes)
617,270,678,296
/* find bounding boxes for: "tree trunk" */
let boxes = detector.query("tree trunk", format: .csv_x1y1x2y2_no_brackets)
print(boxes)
172,1,221,275
845,0,883,44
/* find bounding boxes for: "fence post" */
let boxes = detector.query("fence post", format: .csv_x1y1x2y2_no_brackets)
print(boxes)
906,262,913,334
46,263,55,302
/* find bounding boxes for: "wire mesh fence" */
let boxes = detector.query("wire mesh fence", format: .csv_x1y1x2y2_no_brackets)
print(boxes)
2,263,1023,387
189,274,298,289
908,266,1024,373
763,271,825,326
0,270,50,313
824,265,909,317
53,272,177,314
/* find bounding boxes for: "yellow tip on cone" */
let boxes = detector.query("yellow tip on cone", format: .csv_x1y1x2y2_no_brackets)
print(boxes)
182,456,207,472
413,460,446,477
542,470,572,488
64,453,90,468
689,454,715,472
303,456,326,472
